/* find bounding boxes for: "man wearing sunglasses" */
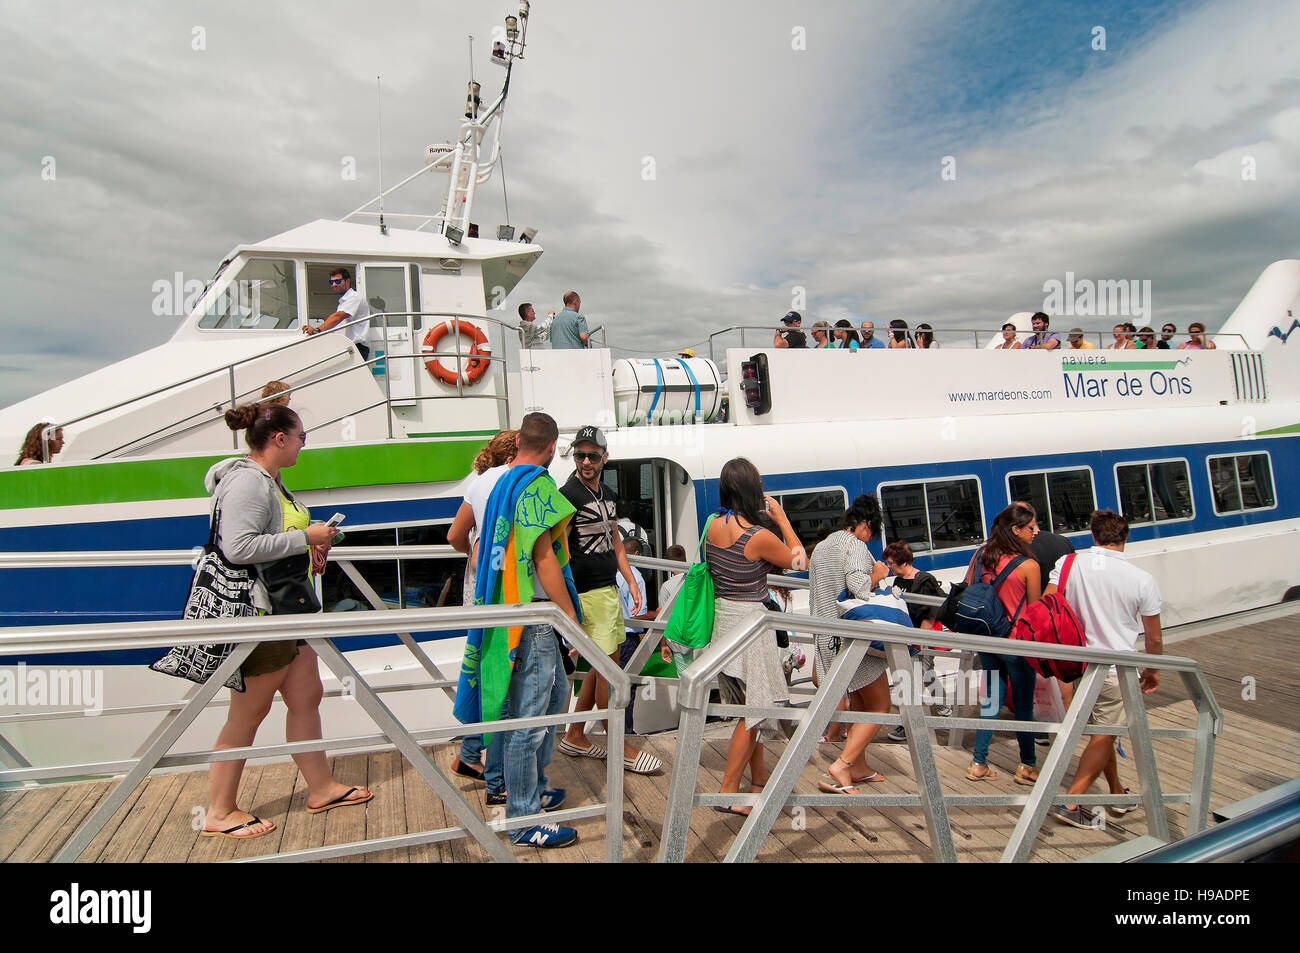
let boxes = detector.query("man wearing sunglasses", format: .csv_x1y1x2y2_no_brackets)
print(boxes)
302,267,371,360
557,426,663,774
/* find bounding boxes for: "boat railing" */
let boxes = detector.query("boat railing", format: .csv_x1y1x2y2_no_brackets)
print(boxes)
704,325,1252,360
0,602,632,864
48,309,536,459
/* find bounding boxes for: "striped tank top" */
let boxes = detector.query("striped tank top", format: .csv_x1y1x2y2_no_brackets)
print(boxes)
707,524,771,602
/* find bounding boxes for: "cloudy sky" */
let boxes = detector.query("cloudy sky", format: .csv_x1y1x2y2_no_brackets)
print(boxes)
3,0,1298,407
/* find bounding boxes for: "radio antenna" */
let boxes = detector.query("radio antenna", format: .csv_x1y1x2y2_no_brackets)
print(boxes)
376,75,387,235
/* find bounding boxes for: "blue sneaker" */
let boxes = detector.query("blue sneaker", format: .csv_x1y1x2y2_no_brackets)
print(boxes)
514,823,578,848
540,788,566,812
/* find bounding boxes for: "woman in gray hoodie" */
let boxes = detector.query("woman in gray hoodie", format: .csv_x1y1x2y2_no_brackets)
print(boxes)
200,402,372,839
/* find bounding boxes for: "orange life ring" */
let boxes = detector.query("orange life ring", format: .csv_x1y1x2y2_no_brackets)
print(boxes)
423,320,491,386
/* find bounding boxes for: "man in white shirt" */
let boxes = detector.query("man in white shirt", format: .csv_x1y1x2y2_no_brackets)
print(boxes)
1044,510,1163,829
303,267,371,360
518,302,551,349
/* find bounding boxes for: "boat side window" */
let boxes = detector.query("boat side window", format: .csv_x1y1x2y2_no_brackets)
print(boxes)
878,477,984,553
1207,452,1276,515
769,488,847,553
197,259,299,330
1115,459,1194,526
1007,468,1096,534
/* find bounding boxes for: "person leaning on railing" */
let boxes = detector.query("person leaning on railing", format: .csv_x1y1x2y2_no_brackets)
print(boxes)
198,402,370,840
708,457,807,818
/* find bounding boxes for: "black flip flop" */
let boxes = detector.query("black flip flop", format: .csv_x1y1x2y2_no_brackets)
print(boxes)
453,758,486,781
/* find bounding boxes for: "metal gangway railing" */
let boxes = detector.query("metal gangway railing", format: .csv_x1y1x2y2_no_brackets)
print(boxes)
1,546,1225,862
0,603,632,863
654,607,1222,863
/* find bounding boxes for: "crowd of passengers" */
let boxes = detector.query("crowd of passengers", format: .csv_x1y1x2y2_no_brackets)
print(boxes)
774,310,1218,351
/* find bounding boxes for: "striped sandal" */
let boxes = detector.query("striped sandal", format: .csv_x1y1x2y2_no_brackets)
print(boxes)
557,739,607,760
623,751,664,775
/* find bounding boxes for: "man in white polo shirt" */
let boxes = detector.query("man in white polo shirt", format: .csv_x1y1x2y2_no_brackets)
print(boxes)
1044,509,1163,829
303,266,371,360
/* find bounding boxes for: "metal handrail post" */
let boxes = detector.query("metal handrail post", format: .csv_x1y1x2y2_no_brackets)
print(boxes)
946,650,977,749
227,366,238,449
1118,666,1170,842
656,694,709,863
0,732,32,770
307,637,515,862
1180,669,1219,835
999,663,1108,862
885,641,956,862
50,642,256,862
723,633,874,863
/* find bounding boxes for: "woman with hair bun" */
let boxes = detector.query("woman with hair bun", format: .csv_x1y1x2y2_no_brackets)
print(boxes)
199,402,371,839
963,502,1042,785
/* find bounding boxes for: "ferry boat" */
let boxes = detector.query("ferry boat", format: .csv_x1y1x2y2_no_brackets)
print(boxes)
3,3,1299,770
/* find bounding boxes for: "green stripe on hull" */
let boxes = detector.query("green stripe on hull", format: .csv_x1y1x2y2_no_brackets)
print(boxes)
1060,360,1183,371
0,439,481,510
1258,423,1300,436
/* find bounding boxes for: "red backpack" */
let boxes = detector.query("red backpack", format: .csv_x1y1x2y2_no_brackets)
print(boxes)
1011,553,1087,681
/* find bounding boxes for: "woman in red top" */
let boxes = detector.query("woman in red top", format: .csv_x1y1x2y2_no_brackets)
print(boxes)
963,502,1042,785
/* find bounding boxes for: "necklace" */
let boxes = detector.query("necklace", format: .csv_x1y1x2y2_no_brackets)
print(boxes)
583,478,614,548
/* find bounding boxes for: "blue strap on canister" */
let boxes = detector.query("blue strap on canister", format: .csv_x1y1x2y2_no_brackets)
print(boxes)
647,359,665,421
679,357,702,421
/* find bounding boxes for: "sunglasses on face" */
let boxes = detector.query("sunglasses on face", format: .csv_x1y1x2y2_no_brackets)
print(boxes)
573,451,603,462
329,277,344,286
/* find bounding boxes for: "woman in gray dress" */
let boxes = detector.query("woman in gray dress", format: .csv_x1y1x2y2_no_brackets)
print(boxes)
810,495,892,793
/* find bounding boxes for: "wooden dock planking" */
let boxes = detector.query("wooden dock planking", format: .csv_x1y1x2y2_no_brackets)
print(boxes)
3,610,1297,863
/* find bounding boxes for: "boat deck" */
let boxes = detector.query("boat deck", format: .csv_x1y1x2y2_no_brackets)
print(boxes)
3,611,1297,863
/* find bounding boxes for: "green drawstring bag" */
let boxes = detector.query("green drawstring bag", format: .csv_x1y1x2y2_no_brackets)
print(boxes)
663,516,717,650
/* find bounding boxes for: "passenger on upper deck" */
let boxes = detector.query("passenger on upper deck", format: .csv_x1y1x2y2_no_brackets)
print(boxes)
996,323,1022,350
1067,328,1095,350
888,318,914,348
1136,327,1157,349
915,323,940,349
1049,510,1163,830
1022,312,1061,350
518,302,551,349
810,321,833,349
860,320,886,348
302,267,371,360
773,311,806,349
14,422,64,465
1180,321,1217,350
550,292,590,349
1158,323,1176,349
1109,323,1136,350
833,319,861,349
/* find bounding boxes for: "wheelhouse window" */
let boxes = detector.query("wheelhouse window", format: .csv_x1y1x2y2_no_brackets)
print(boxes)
879,477,984,553
771,488,847,552
1115,460,1193,525
197,258,299,329
1207,452,1275,515
1007,468,1096,534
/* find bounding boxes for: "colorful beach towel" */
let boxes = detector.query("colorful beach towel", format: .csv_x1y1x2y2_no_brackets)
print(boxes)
453,464,580,734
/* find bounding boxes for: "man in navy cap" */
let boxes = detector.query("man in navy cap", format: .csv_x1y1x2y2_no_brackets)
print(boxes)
774,311,806,349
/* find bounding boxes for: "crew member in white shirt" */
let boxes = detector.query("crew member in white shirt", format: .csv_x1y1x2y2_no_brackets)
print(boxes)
1044,509,1163,829
303,267,371,360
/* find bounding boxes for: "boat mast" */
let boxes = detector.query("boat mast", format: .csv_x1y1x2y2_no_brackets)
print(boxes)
440,1,531,244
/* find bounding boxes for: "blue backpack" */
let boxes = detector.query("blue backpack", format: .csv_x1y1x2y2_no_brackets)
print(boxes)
949,549,1027,638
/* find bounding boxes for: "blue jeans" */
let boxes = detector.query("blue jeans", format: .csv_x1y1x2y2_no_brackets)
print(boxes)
973,652,1037,768
505,624,570,842
458,729,505,796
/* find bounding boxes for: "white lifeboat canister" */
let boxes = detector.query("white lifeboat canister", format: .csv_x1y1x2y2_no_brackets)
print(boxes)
611,357,722,425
